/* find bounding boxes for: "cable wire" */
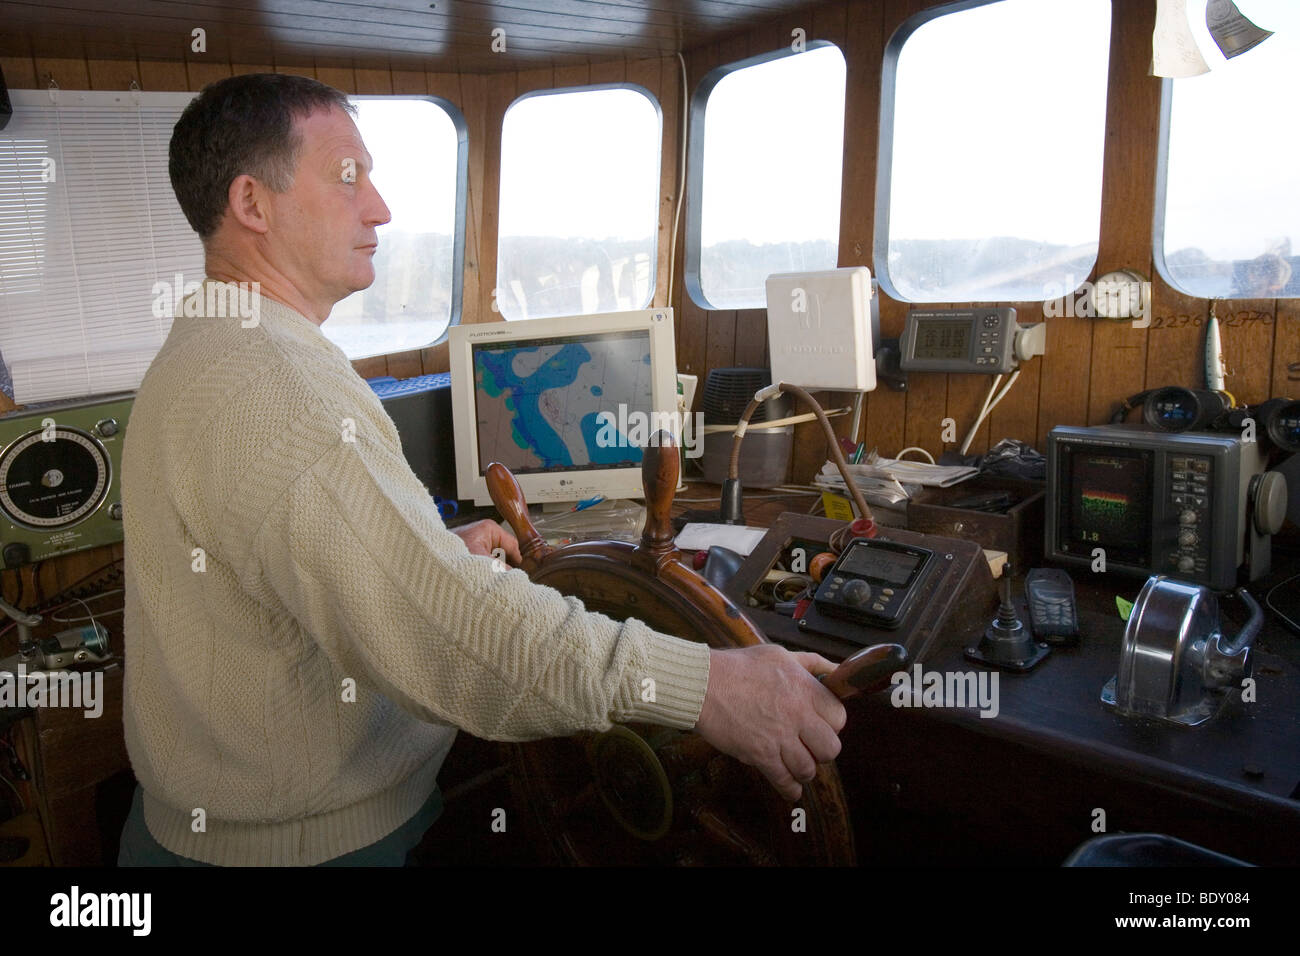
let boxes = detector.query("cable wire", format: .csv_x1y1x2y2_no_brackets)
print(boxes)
666,53,689,308
960,369,1021,455
895,446,936,464
1264,572,1300,635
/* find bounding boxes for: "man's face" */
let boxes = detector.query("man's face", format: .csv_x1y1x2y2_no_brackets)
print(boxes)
264,106,391,312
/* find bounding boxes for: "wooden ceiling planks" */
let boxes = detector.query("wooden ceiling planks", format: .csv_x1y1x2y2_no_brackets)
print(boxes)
0,0,823,73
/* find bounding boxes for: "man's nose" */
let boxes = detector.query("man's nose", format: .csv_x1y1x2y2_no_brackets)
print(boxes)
366,181,392,227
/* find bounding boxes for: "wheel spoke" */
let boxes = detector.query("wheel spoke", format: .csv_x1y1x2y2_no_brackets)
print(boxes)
555,780,598,819
686,802,778,866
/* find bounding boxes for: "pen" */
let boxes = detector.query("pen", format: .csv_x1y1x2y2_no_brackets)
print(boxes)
572,495,605,512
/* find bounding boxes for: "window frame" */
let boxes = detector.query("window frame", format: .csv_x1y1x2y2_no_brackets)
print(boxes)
874,0,1111,304
684,41,847,312
343,93,470,354
494,81,664,322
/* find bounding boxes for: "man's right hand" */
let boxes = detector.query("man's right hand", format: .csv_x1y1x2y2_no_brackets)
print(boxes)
693,644,847,801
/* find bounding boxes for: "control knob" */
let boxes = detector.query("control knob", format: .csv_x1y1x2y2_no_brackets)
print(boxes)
841,579,872,606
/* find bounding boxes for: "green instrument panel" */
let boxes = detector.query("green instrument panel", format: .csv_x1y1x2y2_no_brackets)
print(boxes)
0,392,134,569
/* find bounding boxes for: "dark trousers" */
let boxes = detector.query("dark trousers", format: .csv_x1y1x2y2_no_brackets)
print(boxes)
117,784,443,866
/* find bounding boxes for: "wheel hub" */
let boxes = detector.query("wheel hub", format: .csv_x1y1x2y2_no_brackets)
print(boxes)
586,725,674,841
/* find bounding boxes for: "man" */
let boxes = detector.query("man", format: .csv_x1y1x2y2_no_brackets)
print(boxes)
118,73,846,866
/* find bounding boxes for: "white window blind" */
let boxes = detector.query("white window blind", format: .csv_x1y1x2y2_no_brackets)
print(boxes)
0,89,201,404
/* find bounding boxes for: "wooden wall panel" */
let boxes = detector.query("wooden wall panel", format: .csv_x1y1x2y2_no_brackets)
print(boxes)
354,67,393,95
455,71,488,338
272,61,317,79
1219,299,1276,407
34,57,90,89
839,1,897,459
0,55,39,88
1086,0,1157,429
315,65,356,92
185,58,233,90
626,56,672,317
552,63,589,89
589,58,626,86
1272,301,1300,400
1143,269,1203,416
478,69,518,325
86,59,139,90
137,59,188,91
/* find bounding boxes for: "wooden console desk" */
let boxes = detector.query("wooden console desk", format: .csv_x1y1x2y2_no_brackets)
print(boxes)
7,663,131,866
673,485,1300,865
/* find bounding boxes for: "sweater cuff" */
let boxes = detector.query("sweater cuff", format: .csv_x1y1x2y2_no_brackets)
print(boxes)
614,622,712,729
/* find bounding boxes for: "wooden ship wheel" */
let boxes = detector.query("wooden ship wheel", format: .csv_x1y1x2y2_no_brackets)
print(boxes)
486,434,905,866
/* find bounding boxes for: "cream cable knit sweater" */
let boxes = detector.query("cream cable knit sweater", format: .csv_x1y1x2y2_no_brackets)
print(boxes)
121,280,711,865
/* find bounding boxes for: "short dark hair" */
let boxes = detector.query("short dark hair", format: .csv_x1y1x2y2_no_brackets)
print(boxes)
169,73,355,240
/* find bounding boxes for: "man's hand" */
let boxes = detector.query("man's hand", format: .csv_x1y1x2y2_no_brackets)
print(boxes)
694,645,847,802
452,519,522,565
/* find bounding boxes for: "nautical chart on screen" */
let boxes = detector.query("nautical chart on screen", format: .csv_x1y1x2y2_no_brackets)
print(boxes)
472,331,654,474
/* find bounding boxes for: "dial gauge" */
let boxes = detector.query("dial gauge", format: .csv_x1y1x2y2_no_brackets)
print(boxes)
1091,269,1150,321
0,426,112,529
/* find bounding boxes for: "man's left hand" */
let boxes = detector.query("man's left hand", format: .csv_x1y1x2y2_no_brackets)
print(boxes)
452,519,522,566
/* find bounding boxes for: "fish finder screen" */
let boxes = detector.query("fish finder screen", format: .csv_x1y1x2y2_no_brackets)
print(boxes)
913,320,970,360
1064,449,1152,565
472,331,654,475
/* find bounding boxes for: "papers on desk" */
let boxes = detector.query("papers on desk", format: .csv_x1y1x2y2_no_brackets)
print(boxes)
813,457,980,504
674,523,769,557
814,468,916,505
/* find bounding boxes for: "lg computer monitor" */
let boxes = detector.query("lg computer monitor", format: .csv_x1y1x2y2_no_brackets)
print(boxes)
449,309,678,506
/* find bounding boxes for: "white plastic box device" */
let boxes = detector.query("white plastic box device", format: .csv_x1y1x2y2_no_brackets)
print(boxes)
764,267,876,392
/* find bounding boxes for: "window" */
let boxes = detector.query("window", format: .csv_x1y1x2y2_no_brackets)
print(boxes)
0,91,465,403
496,85,662,321
878,0,1112,302
1156,0,1299,299
0,90,202,404
328,97,466,357
687,44,846,311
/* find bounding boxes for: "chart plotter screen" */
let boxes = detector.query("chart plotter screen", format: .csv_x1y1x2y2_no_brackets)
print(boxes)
472,330,654,475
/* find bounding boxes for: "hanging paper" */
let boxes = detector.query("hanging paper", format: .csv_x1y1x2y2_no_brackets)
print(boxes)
1206,0,1273,59
1153,0,1211,77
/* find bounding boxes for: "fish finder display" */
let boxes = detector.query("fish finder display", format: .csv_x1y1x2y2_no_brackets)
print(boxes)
1064,450,1152,566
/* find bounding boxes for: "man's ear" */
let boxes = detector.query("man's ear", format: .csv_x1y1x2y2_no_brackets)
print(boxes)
225,173,271,235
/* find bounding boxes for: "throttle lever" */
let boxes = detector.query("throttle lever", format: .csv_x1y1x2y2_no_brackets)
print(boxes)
819,643,908,700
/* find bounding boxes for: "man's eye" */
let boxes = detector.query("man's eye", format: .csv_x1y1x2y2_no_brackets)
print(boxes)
341,159,357,184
